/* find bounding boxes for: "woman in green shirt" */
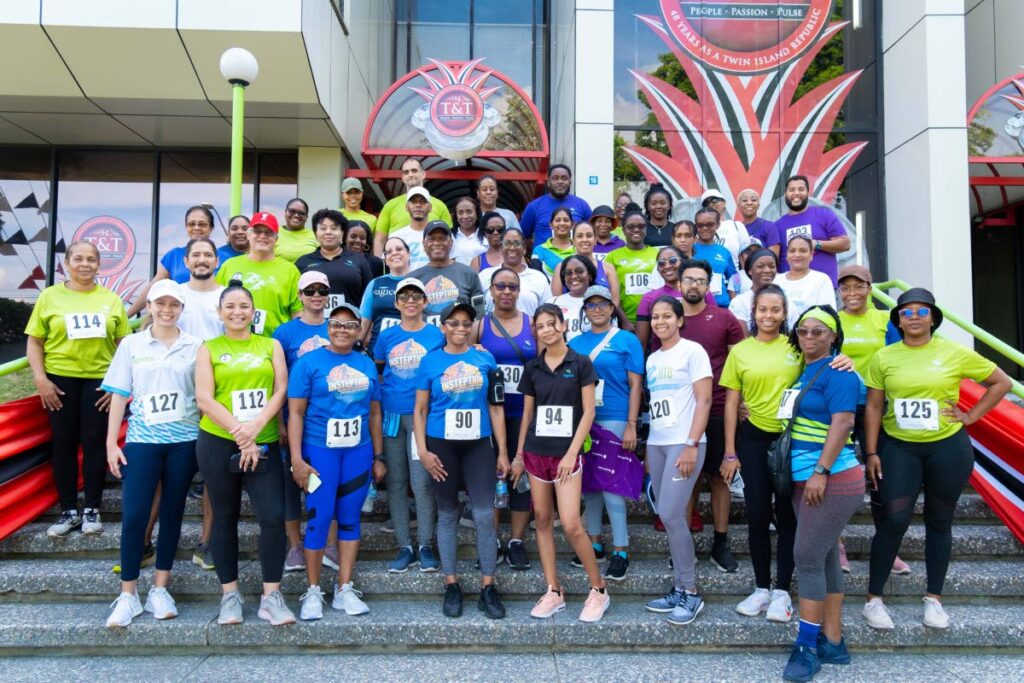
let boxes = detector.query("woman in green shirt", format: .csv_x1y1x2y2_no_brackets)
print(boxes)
862,288,1010,631
195,280,293,627
25,240,130,538
606,208,659,324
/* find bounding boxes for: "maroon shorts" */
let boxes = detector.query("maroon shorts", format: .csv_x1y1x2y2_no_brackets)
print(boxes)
522,451,582,484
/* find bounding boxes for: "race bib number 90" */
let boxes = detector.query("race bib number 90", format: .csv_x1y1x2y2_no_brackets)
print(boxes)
231,388,267,423
894,398,939,431
65,312,107,340
445,409,480,440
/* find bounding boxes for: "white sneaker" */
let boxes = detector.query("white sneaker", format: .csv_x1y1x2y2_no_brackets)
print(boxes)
300,585,326,621
332,582,369,615
144,587,178,620
863,597,895,630
766,589,793,623
47,510,82,538
922,596,950,629
735,588,772,616
81,509,103,535
106,592,143,628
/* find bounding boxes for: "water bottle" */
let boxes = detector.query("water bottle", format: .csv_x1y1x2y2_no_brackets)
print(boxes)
494,477,509,509
362,480,377,513
729,471,745,497
514,473,531,494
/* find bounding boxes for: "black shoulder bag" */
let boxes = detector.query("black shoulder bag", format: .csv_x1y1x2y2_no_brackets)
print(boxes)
487,314,528,364
767,362,830,499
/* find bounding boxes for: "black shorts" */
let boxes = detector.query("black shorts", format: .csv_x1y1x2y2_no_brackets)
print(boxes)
701,414,726,476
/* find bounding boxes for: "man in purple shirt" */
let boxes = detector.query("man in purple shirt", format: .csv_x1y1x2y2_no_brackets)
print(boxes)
520,164,592,248
773,175,850,286
736,188,780,256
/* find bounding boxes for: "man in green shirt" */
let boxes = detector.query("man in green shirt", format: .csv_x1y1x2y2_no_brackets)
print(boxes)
372,157,452,255
340,177,378,233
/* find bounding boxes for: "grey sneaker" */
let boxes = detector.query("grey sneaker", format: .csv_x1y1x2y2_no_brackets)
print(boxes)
218,590,244,625
322,544,340,571
645,587,685,613
258,590,296,625
284,545,305,572
667,591,705,626
81,508,102,535
47,510,81,538
299,585,326,621
332,582,369,616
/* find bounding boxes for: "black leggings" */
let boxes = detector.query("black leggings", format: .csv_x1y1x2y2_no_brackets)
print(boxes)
46,374,107,511
196,431,286,585
868,429,973,596
854,407,887,530
738,420,796,591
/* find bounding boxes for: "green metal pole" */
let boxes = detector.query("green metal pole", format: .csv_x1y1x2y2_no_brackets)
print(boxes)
229,82,246,217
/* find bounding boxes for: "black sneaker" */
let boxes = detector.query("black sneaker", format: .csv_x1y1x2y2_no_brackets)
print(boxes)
506,540,531,570
711,542,739,573
140,543,156,568
604,553,629,581
571,545,606,568
442,582,463,618
477,584,506,620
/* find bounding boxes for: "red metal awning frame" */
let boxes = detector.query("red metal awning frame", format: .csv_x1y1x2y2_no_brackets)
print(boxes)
968,74,1024,228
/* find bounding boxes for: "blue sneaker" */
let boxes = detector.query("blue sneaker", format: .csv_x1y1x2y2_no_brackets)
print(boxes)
816,633,851,665
388,546,418,573
418,545,440,573
783,644,821,682
666,591,704,625
645,587,685,613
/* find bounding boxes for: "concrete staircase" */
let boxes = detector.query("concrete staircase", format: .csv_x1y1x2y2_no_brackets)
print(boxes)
0,484,1021,678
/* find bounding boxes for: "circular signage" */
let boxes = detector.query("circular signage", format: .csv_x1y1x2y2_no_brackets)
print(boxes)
71,215,136,277
429,84,484,138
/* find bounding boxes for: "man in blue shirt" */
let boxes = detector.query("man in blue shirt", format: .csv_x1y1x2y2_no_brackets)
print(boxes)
520,164,592,248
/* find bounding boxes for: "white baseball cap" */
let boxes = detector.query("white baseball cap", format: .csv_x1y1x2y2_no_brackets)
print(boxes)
148,279,185,304
700,189,726,203
406,186,431,202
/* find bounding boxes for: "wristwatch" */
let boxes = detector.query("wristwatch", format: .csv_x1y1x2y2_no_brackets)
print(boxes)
812,464,831,476
683,438,698,447
814,240,823,252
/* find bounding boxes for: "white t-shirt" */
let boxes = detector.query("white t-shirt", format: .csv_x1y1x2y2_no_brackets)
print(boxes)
451,230,487,266
178,284,224,341
551,293,618,341
479,264,550,316
645,339,713,446
716,219,751,269
773,270,837,328
728,289,754,331
391,225,428,271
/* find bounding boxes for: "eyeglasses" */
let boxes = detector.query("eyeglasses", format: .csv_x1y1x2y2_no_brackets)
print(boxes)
302,286,330,297
657,257,681,267
492,282,520,292
564,267,588,277
328,320,360,330
680,276,709,287
795,327,831,338
584,300,611,311
186,221,211,229
443,319,474,329
899,307,931,319
286,208,308,217
483,227,505,235
501,240,524,248
396,291,425,303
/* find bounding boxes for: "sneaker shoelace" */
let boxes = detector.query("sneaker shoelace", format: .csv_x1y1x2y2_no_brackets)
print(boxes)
223,592,243,609
301,587,326,604
110,594,134,610
343,585,364,599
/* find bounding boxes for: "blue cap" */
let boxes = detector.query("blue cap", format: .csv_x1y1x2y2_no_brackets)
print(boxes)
583,285,613,302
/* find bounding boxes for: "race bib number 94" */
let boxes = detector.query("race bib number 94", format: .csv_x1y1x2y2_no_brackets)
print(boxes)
536,405,572,438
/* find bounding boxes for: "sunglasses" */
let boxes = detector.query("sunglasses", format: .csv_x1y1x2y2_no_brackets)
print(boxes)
492,282,520,292
564,267,588,277
302,286,330,297
396,291,425,303
443,319,474,329
899,307,931,319
584,300,611,311
186,221,211,229
502,240,524,248
483,227,505,235
795,327,831,338
657,257,681,267
286,208,308,217
328,320,360,330
680,276,708,287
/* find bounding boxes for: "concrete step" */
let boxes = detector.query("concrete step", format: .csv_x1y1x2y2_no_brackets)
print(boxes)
2,520,1020,560
0,599,1020,652
1,557,1022,600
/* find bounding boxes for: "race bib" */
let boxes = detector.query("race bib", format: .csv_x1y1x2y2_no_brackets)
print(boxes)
777,389,799,420
426,314,442,328
380,317,401,332
710,273,725,296
536,405,572,438
326,416,361,447
894,398,939,431
499,364,522,395
594,380,605,407
65,312,107,340
625,272,651,295
650,396,676,430
786,224,812,244
327,294,346,311
252,309,268,335
231,388,267,422
140,391,184,426
445,408,480,440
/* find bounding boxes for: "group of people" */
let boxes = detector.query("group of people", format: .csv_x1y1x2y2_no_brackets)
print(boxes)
23,160,1012,683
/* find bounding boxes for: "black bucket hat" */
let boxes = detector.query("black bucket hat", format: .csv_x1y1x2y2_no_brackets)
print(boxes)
890,287,943,331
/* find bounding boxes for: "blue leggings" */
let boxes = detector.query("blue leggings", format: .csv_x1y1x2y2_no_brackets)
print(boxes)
119,440,198,582
584,420,630,548
303,442,373,549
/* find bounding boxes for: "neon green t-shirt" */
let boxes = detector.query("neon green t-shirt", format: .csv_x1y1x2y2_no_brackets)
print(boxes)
720,334,804,433
215,255,302,337
341,208,378,233
839,308,890,375
24,283,131,378
378,195,452,235
606,245,659,322
200,335,279,444
864,336,997,443
274,227,320,263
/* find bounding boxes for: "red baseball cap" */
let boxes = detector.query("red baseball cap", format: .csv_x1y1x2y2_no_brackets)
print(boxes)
250,211,279,232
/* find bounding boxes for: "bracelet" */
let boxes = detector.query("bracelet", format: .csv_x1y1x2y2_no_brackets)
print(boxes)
374,454,386,462
864,452,878,458
723,454,739,462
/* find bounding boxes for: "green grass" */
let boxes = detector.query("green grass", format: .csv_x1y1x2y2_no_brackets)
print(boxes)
0,368,38,404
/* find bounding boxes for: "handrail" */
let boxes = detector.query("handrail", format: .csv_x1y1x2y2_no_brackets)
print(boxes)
872,279,1024,400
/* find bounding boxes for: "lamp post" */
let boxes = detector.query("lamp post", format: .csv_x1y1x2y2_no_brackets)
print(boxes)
219,48,259,217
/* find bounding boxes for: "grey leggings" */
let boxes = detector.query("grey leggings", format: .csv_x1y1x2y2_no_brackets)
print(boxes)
791,466,865,601
648,443,706,589
383,414,437,549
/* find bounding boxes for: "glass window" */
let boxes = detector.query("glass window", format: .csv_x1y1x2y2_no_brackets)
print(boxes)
55,150,153,305
0,148,51,304
258,153,299,218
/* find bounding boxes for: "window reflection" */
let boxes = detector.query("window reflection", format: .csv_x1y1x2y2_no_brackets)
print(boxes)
258,153,299,218
0,148,51,304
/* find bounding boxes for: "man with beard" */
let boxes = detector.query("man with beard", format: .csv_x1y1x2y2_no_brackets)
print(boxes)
373,158,452,255
773,175,850,286
677,258,746,574
178,237,225,341
410,222,485,327
520,164,592,248
389,188,435,271
736,189,780,257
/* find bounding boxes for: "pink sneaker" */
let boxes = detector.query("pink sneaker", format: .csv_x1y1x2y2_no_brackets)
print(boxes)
838,542,851,573
578,587,611,623
530,586,566,619
891,556,912,575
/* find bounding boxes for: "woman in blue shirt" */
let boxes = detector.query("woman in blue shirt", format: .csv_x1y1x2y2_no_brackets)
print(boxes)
373,277,444,573
780,306,864,682
569,284,644,581
288,303,385,621
692,208,738,307
359,236,411,354
128,206,215,317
